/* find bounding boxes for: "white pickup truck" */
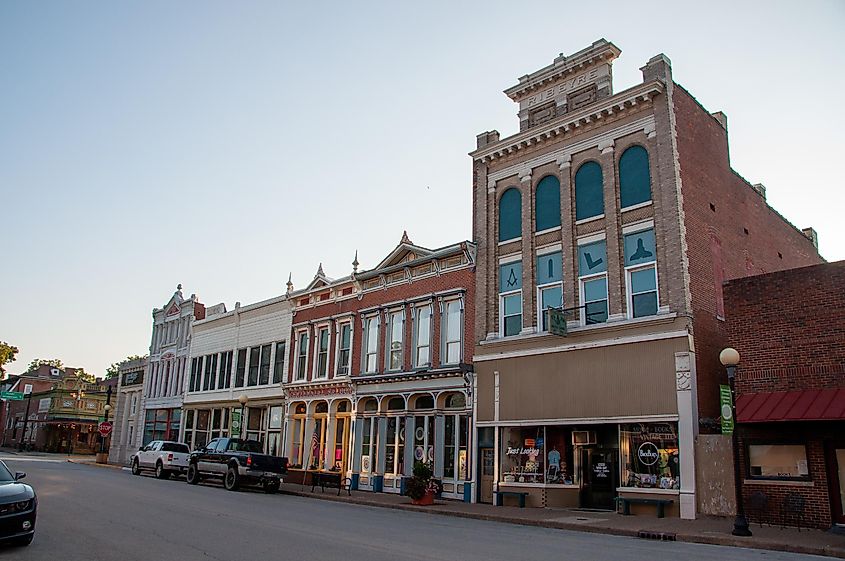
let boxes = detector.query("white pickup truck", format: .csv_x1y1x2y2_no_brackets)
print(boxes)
131,440,190,479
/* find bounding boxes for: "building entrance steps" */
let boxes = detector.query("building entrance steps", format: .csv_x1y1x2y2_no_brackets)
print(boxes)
276,482,845,559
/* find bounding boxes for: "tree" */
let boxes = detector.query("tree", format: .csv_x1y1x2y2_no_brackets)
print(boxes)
0,342,19,379
105,355,147,379
74,368,96,383
27,358,63,372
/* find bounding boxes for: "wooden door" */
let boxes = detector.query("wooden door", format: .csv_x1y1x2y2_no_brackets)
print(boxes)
480,447,495,503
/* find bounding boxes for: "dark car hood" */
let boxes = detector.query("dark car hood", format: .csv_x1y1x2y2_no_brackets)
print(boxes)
0,481,34,502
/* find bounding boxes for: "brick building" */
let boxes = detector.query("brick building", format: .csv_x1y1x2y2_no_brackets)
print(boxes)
469,39,822,516
1,364,67,448
724,262,845,529
108,357,147,465
284,234,476,500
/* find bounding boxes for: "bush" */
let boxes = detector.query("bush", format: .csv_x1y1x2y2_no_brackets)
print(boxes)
405,461,440,500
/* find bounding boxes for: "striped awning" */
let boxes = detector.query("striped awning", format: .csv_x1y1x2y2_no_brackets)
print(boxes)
736,388,845,423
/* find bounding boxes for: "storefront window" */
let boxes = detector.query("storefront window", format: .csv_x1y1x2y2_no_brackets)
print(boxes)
385,416,405,475
620,423,680,489
291,416,304,468
501,426,544,484
748,444,809,480
267,406,283,456
545,426,575,485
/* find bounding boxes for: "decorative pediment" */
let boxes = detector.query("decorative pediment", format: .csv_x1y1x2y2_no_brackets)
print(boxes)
373,231,434,271
305,263,333,291
166,302,180,316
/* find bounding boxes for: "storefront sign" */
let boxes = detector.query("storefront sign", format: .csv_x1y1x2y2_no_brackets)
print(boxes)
286,384,353,398
506,446,541,456
549,308,568,336
593,462,610,478
720,385,734,435
637,442,660,466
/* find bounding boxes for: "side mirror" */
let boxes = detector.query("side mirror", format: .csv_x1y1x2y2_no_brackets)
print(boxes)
15,472,26,481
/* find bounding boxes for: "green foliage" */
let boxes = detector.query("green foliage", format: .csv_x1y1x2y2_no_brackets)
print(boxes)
404,461,441,501
105,355,146,379
27,358,63,372
75,368,96,383
0,342,19,379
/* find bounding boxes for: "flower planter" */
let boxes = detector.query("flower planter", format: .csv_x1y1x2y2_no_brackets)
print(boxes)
411,491,435,506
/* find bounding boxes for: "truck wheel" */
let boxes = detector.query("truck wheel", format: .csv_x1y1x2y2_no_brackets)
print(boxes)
186,463,200,485
263,480,280,494
131,459,141,476
155,461,170,480
224,466,240,491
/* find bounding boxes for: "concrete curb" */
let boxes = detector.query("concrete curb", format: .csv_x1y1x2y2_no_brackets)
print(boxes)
66,458,124,470
278,487,845,559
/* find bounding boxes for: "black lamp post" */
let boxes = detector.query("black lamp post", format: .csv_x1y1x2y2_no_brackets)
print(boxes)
99,385,112,456
719,347,751,537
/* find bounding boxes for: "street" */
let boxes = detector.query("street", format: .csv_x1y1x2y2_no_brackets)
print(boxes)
0,455,829,561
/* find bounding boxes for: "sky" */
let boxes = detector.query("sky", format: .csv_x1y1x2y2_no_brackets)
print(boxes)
2,1,843,377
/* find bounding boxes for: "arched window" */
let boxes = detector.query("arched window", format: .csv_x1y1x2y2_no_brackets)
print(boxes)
315,401,328,414
363,398,378,412
387,397,405,411
619,145,652,208
498,188,522,242
575,162,604,221
445,393,466,409
535,175,561,232
414,395,434,410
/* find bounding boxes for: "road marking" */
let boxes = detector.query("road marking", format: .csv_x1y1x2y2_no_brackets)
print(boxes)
0,456,66,463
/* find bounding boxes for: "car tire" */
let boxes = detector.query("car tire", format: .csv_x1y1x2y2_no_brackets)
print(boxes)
14,534,34,546
263,480,280,494
155,462,170,480
224,466,240,491
186,463,200,485
131,459,141,476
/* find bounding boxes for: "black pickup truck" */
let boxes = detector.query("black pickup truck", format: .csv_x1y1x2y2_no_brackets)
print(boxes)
186,438,288,493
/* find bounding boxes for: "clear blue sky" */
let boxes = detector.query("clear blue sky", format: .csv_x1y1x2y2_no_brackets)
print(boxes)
2,1,843,377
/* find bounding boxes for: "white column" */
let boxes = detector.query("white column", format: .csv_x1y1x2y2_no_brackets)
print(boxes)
324,413,334,470
676,352,697,520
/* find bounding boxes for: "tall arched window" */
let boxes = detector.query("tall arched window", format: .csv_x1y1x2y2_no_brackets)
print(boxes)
619,145,652,208
535,175,561,232
498,188,522,242
575,162,604,221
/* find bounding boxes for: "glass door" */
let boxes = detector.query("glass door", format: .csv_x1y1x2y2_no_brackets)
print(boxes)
580,448,618,510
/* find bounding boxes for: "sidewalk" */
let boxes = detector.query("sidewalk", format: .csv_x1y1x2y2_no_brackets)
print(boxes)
277,482,845,559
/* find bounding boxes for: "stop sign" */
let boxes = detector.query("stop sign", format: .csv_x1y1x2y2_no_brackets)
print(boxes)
98,421,113,437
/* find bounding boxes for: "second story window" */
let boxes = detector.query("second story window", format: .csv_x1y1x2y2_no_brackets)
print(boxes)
258,344,271,385
387,310,404,371
336,323,352,376
248,347,260,386
315,327,330,379
441,298,463,365
499,260,523,337
219,351,233,389
624,228,658,318
537,251,563,332
295,331,309,381
272,342,285,384
363,315,380,373
235,348,247,387
413,304,432,368
578,239,608,324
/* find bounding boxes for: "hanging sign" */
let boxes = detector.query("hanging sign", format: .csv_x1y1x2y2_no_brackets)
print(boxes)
549,308,568,337
720,385,734,435
231,410,242,437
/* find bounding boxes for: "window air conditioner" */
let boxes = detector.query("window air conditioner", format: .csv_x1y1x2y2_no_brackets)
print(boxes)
571,431,597,445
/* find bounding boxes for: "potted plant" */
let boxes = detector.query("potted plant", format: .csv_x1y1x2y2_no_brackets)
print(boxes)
405,462,441,505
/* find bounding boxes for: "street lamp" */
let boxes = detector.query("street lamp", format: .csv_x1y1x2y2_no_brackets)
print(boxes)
237,394,249,439
720,347,751,537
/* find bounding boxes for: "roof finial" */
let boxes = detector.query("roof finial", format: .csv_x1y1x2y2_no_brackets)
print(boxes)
316,262,325,277
401,230,412,245
352,250,359,274
286,272,293,294
177,283,182,291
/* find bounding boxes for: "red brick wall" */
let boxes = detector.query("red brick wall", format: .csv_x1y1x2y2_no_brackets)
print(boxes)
724,262,845,393
288,266,475,384
672,85,824,420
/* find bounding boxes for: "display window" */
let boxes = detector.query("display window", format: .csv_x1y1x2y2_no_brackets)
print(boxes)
620,423,680,489
501,426,544,483
748,444,809,480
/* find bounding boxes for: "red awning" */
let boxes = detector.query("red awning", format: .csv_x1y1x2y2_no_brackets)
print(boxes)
736,388,845,423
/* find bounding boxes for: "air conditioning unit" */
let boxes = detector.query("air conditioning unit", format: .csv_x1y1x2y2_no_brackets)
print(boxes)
572,431,597,445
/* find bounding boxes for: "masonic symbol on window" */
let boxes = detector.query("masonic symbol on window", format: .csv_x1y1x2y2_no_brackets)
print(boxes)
506,268,518,288
584,251,604,271
630,238,653,262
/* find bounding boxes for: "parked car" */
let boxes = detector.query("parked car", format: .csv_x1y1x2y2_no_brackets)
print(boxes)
186,437,288,493
131,441,190,479
0,460,36,547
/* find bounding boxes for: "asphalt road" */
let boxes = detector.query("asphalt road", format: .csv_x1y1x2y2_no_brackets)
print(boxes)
0,455,829,561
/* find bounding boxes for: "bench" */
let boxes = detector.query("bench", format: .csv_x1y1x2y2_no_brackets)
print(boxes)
616,497,674,518
310,472,352,496
494,491,529,508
